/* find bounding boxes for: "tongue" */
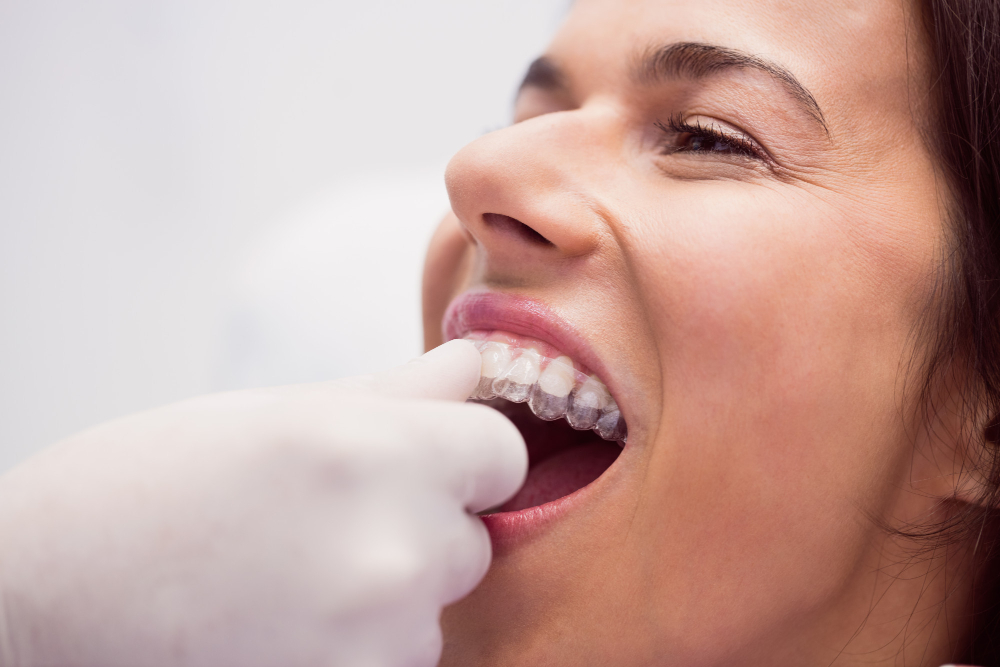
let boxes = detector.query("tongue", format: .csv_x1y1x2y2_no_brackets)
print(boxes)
498,443,620,513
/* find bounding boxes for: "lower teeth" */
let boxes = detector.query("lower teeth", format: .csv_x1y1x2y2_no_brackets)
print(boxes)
466,338,627,444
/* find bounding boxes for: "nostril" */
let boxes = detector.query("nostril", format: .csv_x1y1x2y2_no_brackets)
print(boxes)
483,213,554,246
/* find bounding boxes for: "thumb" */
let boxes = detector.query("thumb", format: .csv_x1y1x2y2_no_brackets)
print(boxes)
338,339,482,402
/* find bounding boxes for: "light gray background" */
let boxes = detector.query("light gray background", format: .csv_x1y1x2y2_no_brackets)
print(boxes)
0,1,567,470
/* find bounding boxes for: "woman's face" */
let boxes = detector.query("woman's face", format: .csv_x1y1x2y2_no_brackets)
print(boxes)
423,0,969,663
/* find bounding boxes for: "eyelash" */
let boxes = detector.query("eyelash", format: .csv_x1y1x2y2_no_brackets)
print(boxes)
654,114,768,162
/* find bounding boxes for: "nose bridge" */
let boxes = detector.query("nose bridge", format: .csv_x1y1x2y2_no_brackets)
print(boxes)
445,107,618,259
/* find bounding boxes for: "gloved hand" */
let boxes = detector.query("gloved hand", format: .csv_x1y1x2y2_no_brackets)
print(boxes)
0,339,525,667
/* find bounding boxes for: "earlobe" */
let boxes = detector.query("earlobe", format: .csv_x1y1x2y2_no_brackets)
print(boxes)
940,414,996,507
912,375,995,507
954,418,999,505
950,464,992,507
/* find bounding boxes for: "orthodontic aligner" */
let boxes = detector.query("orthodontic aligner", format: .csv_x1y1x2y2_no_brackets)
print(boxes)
466,338,627,444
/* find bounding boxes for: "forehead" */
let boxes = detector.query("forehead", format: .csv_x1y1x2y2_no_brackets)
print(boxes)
550,0,925,128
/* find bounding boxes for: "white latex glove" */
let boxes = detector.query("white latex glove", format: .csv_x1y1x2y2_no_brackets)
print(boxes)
0,339,525,667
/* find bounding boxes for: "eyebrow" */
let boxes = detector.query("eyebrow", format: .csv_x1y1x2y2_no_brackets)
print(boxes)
636,42,827,132
519,56,567,94
518,42,828,134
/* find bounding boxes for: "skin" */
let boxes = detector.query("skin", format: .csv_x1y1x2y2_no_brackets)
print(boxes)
422,0,985,664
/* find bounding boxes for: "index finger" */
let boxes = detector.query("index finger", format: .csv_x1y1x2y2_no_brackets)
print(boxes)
392,398,528,514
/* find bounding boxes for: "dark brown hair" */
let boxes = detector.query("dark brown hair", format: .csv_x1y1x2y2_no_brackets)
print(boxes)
921,0,1000,661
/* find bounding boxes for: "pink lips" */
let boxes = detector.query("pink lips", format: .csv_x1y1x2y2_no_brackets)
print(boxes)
443,291,619,401
443,290,622,551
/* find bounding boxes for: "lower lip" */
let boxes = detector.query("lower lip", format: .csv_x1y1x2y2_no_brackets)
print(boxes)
479,472,599,554
449,292,624,551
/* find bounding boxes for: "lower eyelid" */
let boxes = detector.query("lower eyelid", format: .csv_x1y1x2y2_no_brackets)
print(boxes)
653,144,778,181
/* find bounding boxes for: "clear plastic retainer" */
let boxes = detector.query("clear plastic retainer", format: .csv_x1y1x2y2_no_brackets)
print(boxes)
465,338,627,444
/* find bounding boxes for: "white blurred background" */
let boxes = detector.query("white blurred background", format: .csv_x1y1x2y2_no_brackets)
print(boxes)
0,0,567,471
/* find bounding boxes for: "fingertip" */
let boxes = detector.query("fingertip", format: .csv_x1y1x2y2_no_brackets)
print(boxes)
421,338,479,364
343,339,482,401
461,403,528,513
440,515,493,605
405,339,481,401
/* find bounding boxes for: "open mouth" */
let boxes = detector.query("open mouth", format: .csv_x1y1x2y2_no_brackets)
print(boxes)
465,332,626,514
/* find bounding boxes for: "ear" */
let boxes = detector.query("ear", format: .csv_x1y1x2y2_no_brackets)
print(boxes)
911,368,994,507
950,411,999,505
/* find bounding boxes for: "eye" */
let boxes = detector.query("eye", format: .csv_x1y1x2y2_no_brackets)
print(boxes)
655,115,768,162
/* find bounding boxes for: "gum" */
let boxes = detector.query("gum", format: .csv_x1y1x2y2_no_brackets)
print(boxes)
465,337,627,444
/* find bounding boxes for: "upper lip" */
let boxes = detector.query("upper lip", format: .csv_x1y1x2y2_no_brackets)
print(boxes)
442,290,625,413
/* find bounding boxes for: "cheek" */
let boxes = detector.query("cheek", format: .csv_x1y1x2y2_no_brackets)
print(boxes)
421,213,475,350
621,183,940,617
631,181,936,437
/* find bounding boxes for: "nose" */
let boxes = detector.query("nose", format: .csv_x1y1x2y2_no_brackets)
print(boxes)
444,109,615,272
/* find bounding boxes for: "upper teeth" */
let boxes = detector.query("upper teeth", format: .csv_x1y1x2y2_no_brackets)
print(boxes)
466,338,627,444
